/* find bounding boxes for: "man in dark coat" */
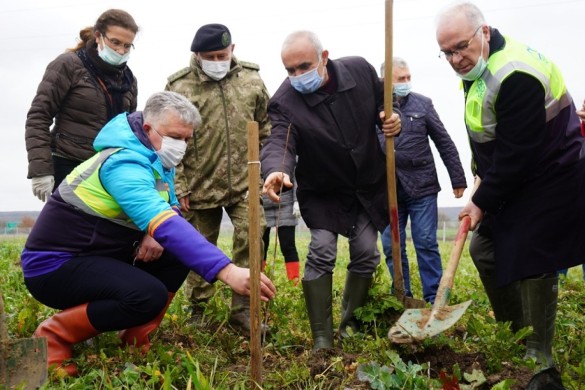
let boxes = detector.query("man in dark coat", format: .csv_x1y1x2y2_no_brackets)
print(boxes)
437,2,585,385
261,30,401,351
379,57,467,304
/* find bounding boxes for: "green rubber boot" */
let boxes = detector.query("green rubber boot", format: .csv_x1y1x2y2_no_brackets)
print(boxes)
302,274,333,351
338,271,372,339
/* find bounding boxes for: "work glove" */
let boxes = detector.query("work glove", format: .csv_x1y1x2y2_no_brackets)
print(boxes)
31,175,54,202
293,201,301,218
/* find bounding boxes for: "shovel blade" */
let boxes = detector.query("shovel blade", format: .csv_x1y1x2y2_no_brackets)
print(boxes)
388,300,472,343
0,338,48,388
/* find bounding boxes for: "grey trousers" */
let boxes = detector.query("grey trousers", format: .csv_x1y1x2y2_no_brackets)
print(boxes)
303,209,380,281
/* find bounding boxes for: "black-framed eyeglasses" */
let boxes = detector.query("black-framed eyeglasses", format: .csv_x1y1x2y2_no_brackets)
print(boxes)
103,33,134,51
438,25,482,61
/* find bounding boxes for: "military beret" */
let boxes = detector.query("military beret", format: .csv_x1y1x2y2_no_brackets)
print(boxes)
191,23,232,52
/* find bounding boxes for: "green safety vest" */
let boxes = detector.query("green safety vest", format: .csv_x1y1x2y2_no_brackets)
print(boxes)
465,36,572,144
59,148,170,230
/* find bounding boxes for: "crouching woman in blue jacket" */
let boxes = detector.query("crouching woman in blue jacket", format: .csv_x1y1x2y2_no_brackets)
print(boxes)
21,91,276,377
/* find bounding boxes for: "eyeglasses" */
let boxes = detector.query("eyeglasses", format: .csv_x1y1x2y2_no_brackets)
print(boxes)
102,33,134,51
438,25,482,61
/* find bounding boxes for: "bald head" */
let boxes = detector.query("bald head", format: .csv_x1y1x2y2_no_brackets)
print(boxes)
436,1,485,35
281,30,323,60
280,30,329,79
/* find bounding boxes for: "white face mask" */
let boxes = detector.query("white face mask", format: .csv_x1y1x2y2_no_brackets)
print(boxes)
200,59,231,80
155,134,187,169
98,37,130,66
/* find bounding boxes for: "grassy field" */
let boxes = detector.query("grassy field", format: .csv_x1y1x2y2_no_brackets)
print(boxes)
1,234,585,389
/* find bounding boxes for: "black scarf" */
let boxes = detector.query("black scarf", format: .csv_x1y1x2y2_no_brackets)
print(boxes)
76,40,134,120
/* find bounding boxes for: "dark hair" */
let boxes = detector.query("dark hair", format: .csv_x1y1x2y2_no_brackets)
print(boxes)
69,9,138,52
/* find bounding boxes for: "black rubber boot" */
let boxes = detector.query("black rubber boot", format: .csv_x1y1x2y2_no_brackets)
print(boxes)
302,274,334,351
338,271,372,339
521,275,559,369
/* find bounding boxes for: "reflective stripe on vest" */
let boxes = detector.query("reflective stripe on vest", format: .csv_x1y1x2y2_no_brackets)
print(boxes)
59,147,171,230
465,36,571,144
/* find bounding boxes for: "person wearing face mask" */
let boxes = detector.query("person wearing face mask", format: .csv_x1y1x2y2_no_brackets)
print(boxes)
261,31,402,351
164,23,271,336
25,9,139,203
377,57,466,304
437,2,585,387
21,91,276,377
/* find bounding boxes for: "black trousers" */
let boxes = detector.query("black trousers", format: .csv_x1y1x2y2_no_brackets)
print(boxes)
25,252,190,332
52,155,81,189
263,225,299,262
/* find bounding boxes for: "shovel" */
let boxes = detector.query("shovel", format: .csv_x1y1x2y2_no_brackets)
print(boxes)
0,289,47,388
388,216,472,343
384,0,426,309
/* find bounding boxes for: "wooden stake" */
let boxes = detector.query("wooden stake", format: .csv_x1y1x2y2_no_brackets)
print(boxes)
247,121,262,388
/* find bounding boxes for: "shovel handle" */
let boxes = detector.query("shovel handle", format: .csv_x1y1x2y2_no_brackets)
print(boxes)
384,0,408,298
432,216,471,309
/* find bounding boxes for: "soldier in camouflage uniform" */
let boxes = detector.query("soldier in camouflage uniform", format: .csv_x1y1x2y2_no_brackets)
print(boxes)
165,23,271,336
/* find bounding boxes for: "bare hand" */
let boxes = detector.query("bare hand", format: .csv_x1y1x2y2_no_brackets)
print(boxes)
453,187,465,199
134,235,164,262
458,176,482,230
262,172,292,202
379,111,401,137
217,264,277,301
458,201,483,231
179,196,190,213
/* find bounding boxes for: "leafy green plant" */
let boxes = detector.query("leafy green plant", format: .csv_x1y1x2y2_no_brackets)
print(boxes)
1,235,585,389
357,350,435,389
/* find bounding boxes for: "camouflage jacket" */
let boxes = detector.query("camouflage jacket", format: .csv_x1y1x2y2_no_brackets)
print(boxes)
165,55,271,208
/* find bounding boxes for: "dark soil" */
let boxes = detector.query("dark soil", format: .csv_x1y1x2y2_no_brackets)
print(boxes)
302,343,534,389
400,344,533,389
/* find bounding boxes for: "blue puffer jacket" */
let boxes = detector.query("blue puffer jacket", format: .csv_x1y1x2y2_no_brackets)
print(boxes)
22,112,231,281
380,92,466,198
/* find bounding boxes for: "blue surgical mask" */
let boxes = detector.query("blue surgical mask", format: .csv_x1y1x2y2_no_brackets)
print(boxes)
457,34,488,81
98,37,130,66
289,61,324,94
393,82,412,97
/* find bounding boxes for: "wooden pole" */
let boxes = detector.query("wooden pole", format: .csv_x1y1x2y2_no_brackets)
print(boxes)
384,0,426,309
384,0,406,299
247,121,262,388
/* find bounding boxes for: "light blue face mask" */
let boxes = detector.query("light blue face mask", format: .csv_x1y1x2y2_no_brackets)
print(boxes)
457,33,488,81
393,82,412,97
289,60,324,94
98,37,130,66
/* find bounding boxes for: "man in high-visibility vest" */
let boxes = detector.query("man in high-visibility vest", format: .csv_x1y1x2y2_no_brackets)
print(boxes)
436,2,585,387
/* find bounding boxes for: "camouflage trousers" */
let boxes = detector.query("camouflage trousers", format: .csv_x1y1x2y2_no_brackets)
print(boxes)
183,199,266,302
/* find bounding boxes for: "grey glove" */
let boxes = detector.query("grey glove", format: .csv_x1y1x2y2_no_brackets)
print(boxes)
31,175,54,202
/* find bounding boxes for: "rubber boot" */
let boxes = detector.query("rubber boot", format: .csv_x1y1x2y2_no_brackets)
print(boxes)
285,261,300,285
119,292,175,353
521,275,558,369
479,275,524,332
228,292,270,338
338,271,372,339
33,303,99,377
189,298,209,326
302,274,333,351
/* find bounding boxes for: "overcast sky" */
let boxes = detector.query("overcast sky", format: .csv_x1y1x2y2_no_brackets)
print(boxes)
1,0,583,211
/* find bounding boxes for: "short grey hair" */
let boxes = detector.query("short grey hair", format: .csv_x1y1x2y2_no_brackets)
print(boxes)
436,1,486,30
143,91,201,129
380,57,409,78
281,30,323,60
